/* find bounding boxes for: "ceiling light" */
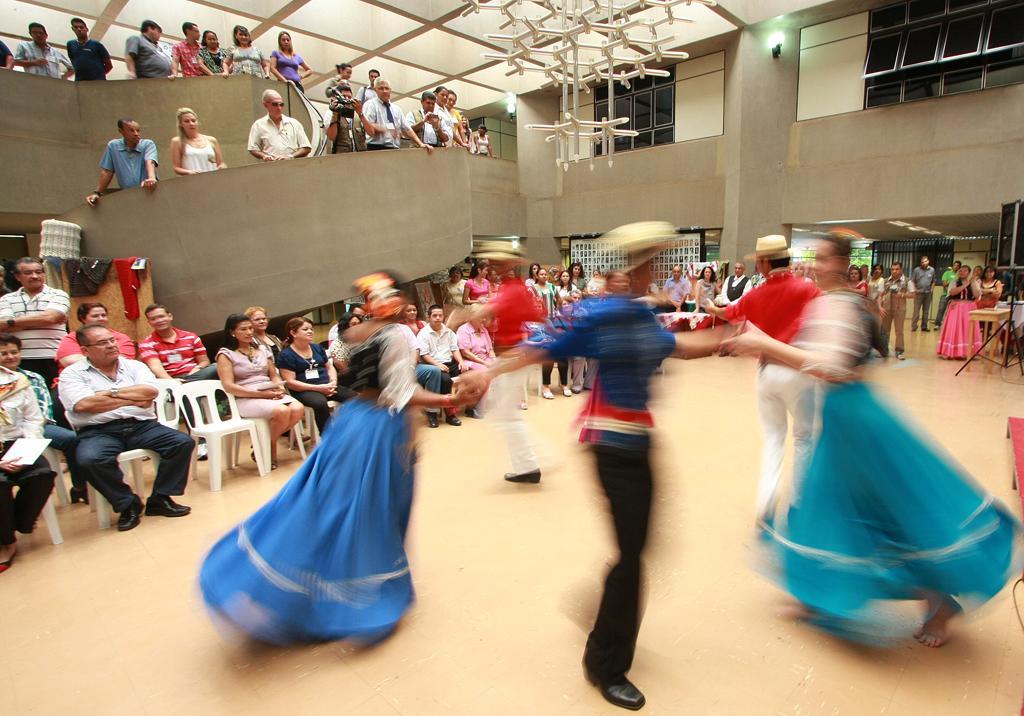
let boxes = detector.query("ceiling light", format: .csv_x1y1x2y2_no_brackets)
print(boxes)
817,219,876,225
908,226,928,231
887,220,912,227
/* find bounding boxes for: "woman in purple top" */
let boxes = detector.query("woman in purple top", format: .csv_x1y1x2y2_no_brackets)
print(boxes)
269,31,312,93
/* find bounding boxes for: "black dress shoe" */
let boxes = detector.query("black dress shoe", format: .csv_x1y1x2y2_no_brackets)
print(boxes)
445,415,462,426
427,413,439,428
584,667,646,711
117,499,143,532
144,495,192,518
465,408,483,419
504,469,541,484
69,486,89,505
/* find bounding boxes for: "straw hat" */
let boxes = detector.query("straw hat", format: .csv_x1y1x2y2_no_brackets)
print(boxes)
745,234,790,261
474,239,526,263
600,221,678,271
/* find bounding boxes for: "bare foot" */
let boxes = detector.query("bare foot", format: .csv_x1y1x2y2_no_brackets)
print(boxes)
914,600,958,648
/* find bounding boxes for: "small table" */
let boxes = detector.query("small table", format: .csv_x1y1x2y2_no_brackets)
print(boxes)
968,308,1010,367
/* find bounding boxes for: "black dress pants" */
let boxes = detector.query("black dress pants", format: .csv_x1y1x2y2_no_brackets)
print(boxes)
0,453,56,545
584,444,653,684
290,390,332,433
542,360,568,387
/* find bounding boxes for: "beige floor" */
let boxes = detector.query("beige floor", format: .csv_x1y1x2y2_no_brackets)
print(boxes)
3,329,1023,715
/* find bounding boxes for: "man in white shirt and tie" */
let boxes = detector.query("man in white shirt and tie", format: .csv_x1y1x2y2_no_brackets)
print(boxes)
360,79,434,153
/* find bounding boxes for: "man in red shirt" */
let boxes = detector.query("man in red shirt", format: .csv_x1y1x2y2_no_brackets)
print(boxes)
170,22,205,77
137,303,215,381
460,241,545,483
706,235,819,520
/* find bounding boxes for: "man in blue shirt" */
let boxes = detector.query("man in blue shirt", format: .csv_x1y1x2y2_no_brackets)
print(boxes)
67,17,111,81
0,40,12,70
86,119,158,206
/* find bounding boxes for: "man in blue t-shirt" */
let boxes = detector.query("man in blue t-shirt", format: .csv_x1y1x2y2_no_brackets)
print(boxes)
67,17,111,81
86,118,159,206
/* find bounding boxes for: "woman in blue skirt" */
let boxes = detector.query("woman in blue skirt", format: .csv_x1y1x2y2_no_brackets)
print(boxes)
723,233,1021,647
199,273,480,645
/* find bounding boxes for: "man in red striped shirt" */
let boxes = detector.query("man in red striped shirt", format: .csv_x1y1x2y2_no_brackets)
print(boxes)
138,303,216,381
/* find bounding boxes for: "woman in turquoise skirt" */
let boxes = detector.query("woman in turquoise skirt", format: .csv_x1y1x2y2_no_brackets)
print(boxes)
723,233,1022,647
199,273,480,645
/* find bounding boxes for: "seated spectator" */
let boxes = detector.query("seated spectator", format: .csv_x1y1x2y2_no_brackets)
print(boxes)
171,107,226,175
14,22,73,79
326,83,366,154
0,40,13,70
245,306,284,358
326,305,365,345
86,118,158,206
361,79,434,153
225,25,269,78
327,62,353,90
400,304,426,335
0,333,86,503
67,17,112,81
0,358,56,571
276,317,337,434
0,257,69,386
662,264,690,311
471,125,494,158
215,314,303,469
462,263,492,306
327,311,364,376
138,303,215,381
357,68,380,104
248,89,312,162
197,30,229,76
443,266,466,316
456,314,495,371
270,31,312,93
848,265,868,296
407,91,448,148
56,302,136,377
717,261,752,305
59,325,194,532
416,305,463,427
125,20,171,79
170,22,206,77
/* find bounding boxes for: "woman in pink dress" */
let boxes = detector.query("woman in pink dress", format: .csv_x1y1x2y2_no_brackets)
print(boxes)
462,264,492,305
936,265,981,359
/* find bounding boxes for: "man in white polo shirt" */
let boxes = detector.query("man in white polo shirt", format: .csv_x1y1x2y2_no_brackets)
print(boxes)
247,89,312,161
0,257,70,386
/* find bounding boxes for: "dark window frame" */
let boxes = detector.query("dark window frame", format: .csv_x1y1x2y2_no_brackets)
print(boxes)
594,66,676,156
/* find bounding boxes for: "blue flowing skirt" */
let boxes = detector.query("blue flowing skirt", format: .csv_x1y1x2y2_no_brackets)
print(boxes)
199,399,415,645
761,382,1022,644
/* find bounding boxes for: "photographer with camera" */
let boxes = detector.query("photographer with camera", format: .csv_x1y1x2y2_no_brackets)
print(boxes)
326,83,366,154
406,91,449,149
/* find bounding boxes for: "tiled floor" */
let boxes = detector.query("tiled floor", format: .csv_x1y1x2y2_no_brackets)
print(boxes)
3,330,1023,715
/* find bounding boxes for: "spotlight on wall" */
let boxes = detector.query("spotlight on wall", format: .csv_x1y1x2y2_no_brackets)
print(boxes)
768,32,784,59
505,92,517,119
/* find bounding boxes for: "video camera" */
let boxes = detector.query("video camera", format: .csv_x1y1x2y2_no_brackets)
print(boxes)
326,85,356,117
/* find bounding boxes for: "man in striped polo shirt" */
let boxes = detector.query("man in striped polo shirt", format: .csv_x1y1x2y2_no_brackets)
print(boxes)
0,257,70,386
137,303,215,381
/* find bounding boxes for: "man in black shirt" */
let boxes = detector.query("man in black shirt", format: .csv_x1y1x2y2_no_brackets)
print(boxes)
67,17,111,81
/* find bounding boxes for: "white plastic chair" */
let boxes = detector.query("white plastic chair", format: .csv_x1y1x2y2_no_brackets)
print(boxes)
175,380,269,491
40,495,62,545
291,400,340,449
89,380,182,529
43,446,70,507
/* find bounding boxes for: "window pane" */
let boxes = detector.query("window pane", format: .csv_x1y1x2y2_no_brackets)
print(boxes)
901,24,942,68
942,13,985,60
865,81,902,106
655,87,673,125
903,74,940,100
655,66,675,84
947,0,987,12
596,86,608,102
865,33,903,75
653,127,674,145
633,91,652,130
908,0,945,21
633,75,653,91
943,66,984,93
634,131,653,149
614,135,631,152
615,97,631,123
595,102,608,121
986,3,1024,52
986,57,1024,87
871,4,907,32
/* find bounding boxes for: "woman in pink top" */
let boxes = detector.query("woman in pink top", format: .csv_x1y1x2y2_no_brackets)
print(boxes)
456,315,495,371
462,263,492,305
847,266,868,297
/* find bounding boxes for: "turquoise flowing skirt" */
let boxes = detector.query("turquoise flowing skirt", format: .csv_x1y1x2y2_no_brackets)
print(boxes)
760,382,1022,644
199,399,415,645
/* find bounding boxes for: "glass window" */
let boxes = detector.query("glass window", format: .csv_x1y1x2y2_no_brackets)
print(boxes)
903,74,941,100
908,0,945,21
633,131,653,149
900,23,942,67
654,87,673,126
655,66,675,84
653,127,674,145
871,3,908,32
986,3,1024,52
986,57,1024,86
865,33,903,75
615,97,631,122
633,92,652,130
942,66,984,93
595,101,608,121
633,75,654,91
942,13,985,60
614,135,631,152
865,81,903,106
947,0,987,12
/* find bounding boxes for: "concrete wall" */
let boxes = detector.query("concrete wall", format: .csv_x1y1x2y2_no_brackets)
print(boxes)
57,149,475,335
797,13,868,120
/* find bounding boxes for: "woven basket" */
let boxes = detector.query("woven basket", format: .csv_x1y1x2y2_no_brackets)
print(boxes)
40,219,82,259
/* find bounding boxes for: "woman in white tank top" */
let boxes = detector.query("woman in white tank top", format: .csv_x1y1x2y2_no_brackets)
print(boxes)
472,125,494,158
170,107,227,175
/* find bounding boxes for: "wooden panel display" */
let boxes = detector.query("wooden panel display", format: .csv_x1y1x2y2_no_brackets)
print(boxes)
62,261,154,344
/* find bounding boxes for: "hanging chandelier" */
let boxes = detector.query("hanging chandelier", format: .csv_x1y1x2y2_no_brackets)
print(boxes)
462,0,718,169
